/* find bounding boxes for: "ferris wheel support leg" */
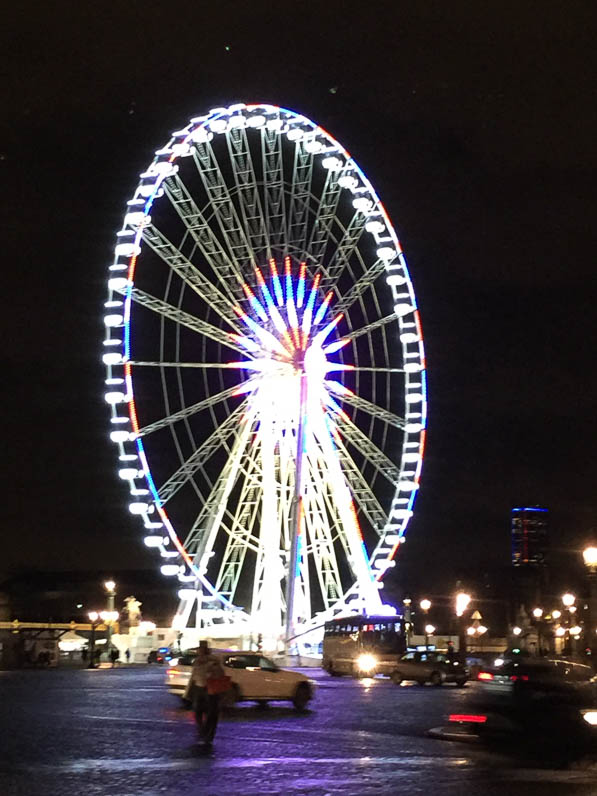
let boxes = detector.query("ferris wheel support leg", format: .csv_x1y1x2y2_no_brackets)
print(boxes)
285,371,309,651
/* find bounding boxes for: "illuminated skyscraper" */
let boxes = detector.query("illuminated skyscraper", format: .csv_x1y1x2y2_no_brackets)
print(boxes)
511,506,548,567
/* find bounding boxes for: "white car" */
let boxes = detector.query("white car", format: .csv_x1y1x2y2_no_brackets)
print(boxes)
166,649,315,711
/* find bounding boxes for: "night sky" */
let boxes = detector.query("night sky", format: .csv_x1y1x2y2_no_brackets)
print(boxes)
3,2,596,597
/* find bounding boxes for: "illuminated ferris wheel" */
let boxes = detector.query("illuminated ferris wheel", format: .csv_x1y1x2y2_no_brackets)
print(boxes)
102,103,427,646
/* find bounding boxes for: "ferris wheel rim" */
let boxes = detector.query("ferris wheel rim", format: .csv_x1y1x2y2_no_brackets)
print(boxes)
103,102,427,619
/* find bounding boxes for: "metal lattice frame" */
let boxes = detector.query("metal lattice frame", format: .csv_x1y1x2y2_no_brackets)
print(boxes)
102,103,427,644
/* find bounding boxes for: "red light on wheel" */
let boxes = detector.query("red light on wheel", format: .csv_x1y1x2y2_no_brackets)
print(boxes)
477,671,494,681
449,714,487,724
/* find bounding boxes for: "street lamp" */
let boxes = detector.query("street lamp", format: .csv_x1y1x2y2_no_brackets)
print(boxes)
424,623,435,650
455,592,471,617
562,593,575,608
512,626,522,636
455,592,471,659
583,546,597,658
532,608,543,619
87,611,100,668
420,599,431,613
552,609,561,620
104,580,117,654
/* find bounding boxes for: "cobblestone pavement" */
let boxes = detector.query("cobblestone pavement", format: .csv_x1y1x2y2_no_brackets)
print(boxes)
2,666,597,795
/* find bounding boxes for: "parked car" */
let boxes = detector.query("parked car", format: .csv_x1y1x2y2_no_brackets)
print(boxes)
166,649,315,711
389,650,469,686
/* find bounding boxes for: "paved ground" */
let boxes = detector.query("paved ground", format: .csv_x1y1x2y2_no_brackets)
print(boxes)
2,666,597,795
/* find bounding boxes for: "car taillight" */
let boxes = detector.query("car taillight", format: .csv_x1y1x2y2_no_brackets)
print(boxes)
477,671,494,681
449,714,487,724
510,674,529,682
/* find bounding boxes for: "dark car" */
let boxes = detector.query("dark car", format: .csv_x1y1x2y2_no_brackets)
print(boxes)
463,657,597,755
390,650,469,686
147,650,165,664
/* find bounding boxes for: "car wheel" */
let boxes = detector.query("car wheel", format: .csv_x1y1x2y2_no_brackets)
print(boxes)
455,678,467,688
222,683,241,709
255,700,269,709
390,671,403,685
293,683,311,712
430,671,442,687
417,679,427,687
324,659,340,676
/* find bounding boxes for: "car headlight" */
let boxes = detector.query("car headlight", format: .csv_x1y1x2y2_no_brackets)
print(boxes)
169,657,179,667
357,653,377,672
582,710,597,726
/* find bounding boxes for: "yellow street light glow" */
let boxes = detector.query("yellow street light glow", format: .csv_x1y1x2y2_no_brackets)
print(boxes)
88,611,99,622
512,626,522,636
555,626,566,637
532,608,543,619
455,592,471,617
425,624,435,635
466,626,476,636
583,711,597,726
420,599,431,612
104,580,116,593
477,625,488,635
570,625,582,636
562,593,575,607
552,610,561,619
583,547,597,568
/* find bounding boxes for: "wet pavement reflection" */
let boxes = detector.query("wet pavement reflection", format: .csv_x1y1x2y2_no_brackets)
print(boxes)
2,666,597,794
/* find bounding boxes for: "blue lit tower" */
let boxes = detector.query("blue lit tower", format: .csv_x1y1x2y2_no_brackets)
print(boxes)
511,506,549,615
511,506,548,567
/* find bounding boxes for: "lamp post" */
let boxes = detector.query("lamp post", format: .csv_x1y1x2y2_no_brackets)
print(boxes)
532,607,544,654
424,624,435,650
104,580,116,654
88,611,99,668
583,546,597,659
455,592,471,659
420,599,431,648
403,599,412,646
562,593,576,656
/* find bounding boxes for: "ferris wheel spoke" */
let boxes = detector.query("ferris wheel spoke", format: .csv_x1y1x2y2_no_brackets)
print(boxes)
141,222,241,331
128,361,242,369
333,438,389,534
138,382,248,437
216,448,264,599
183,406,257,572
261,122,288,253
163,174,245,303
303,460,345,608
287,140,314,255
342,313,398,342
300,169,342,265
192,141,257,269
227,125,269,256
329,386,406,429
334,259,386,315
337,417,402,485
157,399,249,504
126,288,245,354
319,213,366,294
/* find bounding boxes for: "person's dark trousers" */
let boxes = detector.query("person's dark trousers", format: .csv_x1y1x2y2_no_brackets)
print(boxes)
194,688,220,743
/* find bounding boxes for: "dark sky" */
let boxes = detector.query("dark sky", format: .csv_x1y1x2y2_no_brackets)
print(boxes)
3,2,596,595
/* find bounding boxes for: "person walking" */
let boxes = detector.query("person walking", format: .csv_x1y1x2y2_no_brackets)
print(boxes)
125,648,131,664
189,641,228,747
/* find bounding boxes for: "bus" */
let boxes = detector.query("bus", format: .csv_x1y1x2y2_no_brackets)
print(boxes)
322,614,406,677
